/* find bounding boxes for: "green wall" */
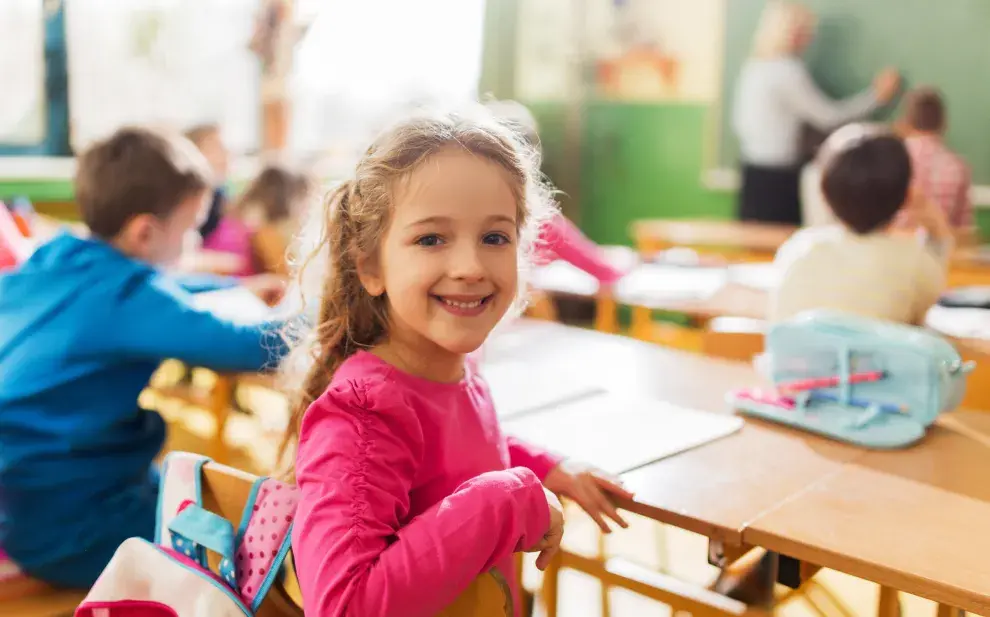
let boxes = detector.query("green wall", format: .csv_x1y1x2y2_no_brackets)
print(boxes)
527,101,734,245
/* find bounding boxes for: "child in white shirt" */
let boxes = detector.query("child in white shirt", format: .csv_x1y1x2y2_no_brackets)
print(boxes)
771,123,952,325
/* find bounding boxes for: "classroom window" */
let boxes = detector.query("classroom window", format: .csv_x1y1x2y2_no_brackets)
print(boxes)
290,0,486,157
0,0,69,156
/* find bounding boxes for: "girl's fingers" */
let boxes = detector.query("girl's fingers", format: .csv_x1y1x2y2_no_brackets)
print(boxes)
535,525,564,570
535,544,558,571
593,487,629,529
593,472,635,499
575,485,612,534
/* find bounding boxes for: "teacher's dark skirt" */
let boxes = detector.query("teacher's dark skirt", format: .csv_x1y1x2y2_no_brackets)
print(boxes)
737,164,802,226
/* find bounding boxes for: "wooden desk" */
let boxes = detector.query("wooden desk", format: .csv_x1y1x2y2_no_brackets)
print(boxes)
744,412,990,615
948,246,990,288
494,321,990,614
490,322,857,547
631,220,796,261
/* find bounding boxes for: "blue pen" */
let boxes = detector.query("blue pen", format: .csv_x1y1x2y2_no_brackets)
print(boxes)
809,391,907,413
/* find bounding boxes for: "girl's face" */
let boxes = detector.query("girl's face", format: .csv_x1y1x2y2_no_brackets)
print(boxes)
360,147,520,364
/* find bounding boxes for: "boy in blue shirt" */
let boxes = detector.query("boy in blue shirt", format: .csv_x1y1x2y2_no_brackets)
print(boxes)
0,126,288,588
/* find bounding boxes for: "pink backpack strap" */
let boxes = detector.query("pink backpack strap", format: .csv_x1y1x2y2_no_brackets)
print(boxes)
234,477,299,611
155,452,211,546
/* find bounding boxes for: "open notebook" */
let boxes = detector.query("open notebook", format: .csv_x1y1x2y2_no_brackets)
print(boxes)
189,287,301,325
481,359,604,419
502,391,744,475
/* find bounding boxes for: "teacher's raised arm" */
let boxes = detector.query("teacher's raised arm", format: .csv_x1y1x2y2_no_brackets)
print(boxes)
731,1,901,225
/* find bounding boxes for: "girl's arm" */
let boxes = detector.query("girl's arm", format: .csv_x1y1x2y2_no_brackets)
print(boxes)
294,382,551,617
506,436,562,481
538,215,625,285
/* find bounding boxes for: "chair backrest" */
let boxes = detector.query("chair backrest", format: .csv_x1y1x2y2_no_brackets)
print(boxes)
702,317,766,362
200,462,511,617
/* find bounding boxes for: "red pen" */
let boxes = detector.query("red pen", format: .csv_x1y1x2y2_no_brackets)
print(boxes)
778,370,886,392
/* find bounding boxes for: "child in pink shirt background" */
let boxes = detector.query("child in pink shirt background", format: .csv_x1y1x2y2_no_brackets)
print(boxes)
487,99,628,286
281,108,632,617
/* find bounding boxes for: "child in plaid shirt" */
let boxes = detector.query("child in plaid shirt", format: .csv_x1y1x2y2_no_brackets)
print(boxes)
901,88,973,233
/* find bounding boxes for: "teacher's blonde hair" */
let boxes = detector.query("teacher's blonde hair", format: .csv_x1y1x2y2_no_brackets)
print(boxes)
752,1,815,59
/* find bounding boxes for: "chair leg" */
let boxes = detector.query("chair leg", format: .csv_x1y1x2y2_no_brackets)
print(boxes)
935,604,963,617
597,532,611,617
540,550,562,617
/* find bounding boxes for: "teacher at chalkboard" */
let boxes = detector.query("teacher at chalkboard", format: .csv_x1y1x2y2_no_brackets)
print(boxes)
732,1,901,225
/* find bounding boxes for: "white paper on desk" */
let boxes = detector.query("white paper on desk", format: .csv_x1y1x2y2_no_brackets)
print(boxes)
481,319,584,363
190,287,274,325
502,392,743,475
481,359,604,419
727,263,781,292
614,264,728,306
925,305,990,340
530,260,599,296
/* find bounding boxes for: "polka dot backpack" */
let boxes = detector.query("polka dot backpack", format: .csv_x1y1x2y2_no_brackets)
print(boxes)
75,452,299,617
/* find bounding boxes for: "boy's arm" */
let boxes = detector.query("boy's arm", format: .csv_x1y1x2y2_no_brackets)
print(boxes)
915,251,947,326
170,272,239,294
954,167,975,230
98,271,286,372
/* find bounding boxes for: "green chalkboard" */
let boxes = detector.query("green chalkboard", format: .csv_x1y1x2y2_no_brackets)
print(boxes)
716,0,990,184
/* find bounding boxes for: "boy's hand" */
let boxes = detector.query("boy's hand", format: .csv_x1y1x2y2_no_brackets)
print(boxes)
543,460,634,534
524,487,565,571
242,274,286,306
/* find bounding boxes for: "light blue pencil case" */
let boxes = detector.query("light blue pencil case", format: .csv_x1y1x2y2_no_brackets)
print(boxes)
727,310,974,448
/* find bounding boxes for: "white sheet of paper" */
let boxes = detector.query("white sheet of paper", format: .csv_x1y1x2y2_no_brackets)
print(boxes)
530,260,600,296
925,305,990,340
614,264,727,306
481,360,604,419
502,391,743,475
728,263,781,291
190,287,274,325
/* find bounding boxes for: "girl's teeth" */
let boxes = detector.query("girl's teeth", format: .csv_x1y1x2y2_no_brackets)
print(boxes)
443,298,482,308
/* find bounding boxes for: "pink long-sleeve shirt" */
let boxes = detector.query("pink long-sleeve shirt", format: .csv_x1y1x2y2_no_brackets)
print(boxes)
536,214,625,284
292,351,562,617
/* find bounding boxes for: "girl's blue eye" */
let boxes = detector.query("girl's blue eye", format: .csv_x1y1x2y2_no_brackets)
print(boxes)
416,234,443,247
483,232,512,246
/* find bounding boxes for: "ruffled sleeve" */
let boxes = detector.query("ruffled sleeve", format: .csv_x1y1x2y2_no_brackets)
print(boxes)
292,377,551,617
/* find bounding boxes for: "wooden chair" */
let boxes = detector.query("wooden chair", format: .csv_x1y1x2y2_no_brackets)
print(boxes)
201,461,513,617
701,317,766,362
540,544,771,617
0,575,86,617
525,290,559,322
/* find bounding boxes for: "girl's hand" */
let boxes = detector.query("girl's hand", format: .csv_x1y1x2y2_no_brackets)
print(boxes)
543,460,634,534
524,487,565,571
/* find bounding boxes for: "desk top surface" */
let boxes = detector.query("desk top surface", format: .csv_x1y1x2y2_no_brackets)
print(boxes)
489,321,990,613
630,220,797,253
